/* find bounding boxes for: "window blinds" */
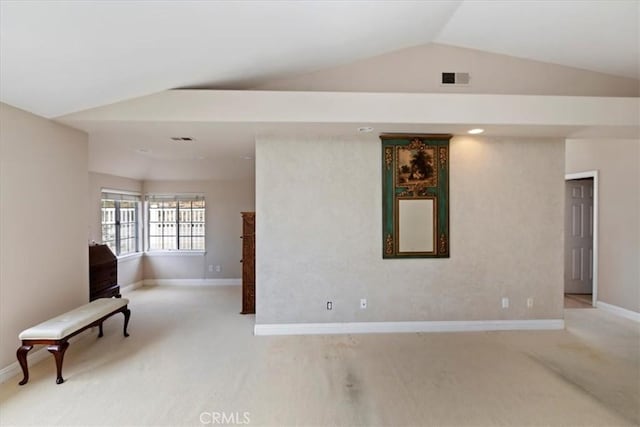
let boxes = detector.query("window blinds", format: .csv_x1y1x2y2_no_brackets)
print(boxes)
101,189,141,201
145,194,205,202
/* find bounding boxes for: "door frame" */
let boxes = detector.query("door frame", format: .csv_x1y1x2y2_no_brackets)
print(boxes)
565,170,599,307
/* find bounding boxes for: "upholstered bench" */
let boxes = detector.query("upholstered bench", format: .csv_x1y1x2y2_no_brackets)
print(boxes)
17,298,131,385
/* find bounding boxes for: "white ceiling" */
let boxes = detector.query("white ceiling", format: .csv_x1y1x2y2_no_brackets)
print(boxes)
1,0,638,118
1,0,638,181
0,0,459,118
65,90,637,181
85,120,637,181
436,0,639,80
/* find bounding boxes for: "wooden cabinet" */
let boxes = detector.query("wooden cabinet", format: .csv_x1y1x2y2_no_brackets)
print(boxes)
241,212,255,314
89,244,120,301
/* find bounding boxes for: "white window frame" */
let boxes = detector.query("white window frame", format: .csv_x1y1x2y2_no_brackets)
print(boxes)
100,189,142,257
145,194,206,252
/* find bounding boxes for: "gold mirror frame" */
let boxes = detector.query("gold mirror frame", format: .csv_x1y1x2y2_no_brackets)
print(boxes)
382,134,451,258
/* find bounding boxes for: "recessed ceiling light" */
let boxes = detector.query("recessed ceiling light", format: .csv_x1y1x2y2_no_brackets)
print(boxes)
467,128,484,135
357,126,374,133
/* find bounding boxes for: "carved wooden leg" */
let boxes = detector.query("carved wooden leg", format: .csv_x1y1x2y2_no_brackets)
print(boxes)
47,341,69,384
16,344,33,386
98,323,104,338
122,308,131,337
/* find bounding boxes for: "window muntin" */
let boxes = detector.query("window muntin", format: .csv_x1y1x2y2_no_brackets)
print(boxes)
148,197,205,251
101,193,140,256
119,200,138,255
101,199,116,250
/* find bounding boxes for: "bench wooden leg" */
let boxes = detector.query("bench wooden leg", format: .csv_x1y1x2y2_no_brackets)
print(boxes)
16,344,33,386
98,306,130,338
123,308,131,337
47,341,69,384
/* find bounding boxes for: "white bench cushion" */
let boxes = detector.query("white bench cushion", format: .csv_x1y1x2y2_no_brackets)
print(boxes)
19,298,129,340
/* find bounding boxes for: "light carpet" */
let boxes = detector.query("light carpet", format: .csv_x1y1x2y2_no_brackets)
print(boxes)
0,285,638,426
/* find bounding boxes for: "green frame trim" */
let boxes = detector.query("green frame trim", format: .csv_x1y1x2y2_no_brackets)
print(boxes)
381,133,451,258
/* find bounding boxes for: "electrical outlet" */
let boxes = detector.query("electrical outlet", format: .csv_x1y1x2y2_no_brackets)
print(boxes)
527,298,534,308
327,301,333,310
208,265,214,272
215,265,221,273
501,297,509,309
360,299,367,309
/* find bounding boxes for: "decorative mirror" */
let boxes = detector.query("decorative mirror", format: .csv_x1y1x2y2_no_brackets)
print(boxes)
381,134,451,258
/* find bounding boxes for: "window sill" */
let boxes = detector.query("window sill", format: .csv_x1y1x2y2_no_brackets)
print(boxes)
144,251,206,257
117,252,143,262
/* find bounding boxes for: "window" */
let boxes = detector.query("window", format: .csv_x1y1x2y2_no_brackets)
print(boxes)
101,191,141,256
147,195,205,251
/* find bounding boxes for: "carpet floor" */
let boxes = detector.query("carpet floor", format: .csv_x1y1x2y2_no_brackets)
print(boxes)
0,285,638,426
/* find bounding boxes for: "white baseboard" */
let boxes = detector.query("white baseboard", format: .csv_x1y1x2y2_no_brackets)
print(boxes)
0,329,94,384
596,301,640,322
120,281,144,293
254,319,565,336
143,278,241,287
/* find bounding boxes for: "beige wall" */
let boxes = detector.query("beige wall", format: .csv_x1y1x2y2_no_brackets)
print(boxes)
142,179,255,280
88,172,144,287
256,43,639,97
566,139,640,313
0,103,89,368
255,135,565,324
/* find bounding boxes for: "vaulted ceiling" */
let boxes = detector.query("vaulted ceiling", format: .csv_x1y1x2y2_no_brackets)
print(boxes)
1,0,638,118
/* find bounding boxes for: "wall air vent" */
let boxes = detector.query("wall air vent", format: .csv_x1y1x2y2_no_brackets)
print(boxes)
441,72,470,85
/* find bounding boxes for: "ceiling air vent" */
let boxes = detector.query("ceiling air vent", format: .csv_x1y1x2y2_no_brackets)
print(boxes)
170,137,195,142
441,72,470,85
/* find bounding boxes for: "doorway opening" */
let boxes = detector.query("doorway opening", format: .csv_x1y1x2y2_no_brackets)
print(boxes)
564,171,598,308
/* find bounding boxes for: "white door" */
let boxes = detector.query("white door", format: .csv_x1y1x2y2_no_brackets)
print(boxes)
565,179,594,294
